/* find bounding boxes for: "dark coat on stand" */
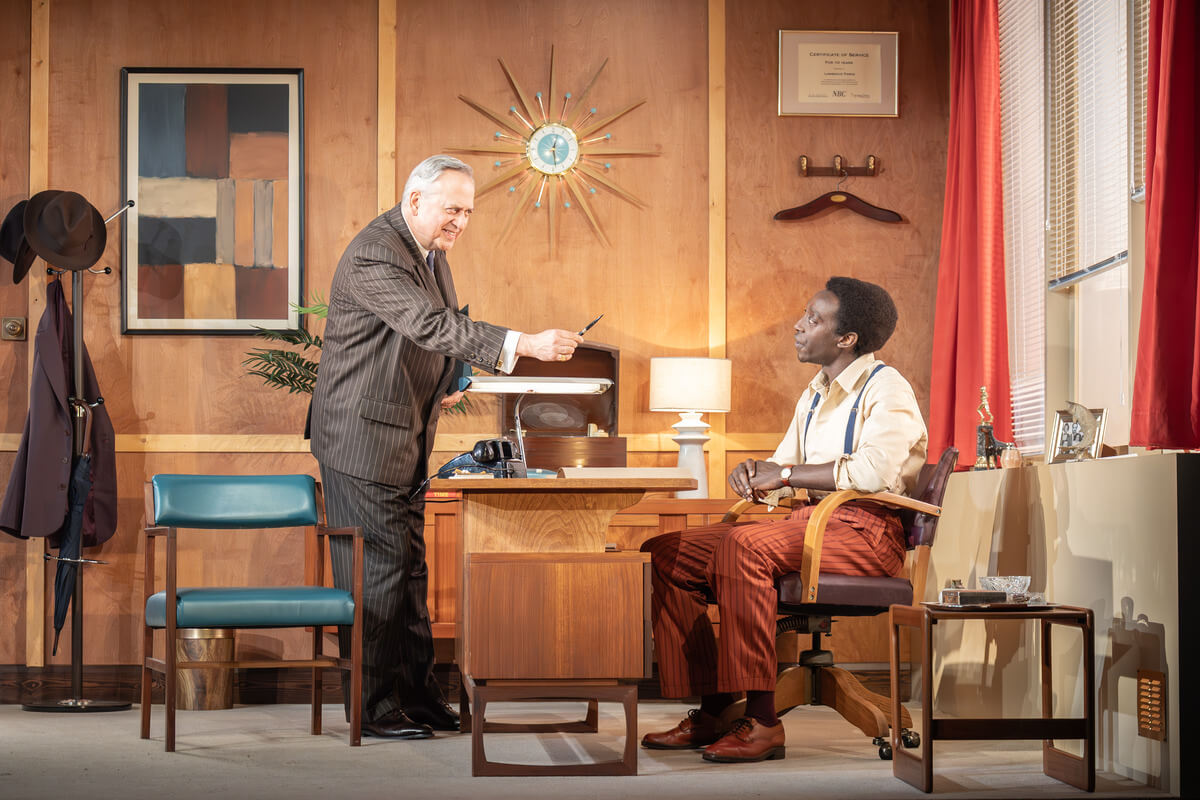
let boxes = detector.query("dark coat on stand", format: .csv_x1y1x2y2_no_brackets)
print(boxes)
0,279,116,547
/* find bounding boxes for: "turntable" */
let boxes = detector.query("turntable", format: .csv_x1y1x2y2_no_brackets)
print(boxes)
468,341,626,469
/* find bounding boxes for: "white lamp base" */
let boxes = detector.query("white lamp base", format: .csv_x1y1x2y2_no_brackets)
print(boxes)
670,411,711,499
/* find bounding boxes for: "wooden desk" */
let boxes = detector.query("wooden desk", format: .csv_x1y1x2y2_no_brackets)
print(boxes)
430,477,694,777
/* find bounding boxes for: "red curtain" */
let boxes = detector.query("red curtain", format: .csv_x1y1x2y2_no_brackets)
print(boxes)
929,0,1011,466
1131,0,1200,448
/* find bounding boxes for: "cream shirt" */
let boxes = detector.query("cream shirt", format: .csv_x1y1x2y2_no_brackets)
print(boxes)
769,353,928,495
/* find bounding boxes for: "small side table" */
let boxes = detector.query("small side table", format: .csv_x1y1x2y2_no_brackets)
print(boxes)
889,603,1095,793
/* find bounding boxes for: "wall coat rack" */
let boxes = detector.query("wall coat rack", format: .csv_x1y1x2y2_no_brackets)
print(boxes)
775,154,903,224
798,154,878,178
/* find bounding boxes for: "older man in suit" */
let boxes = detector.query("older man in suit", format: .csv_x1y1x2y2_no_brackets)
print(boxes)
311,155,581,739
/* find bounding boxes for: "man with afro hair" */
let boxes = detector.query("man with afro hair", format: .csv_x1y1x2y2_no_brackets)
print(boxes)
641,276,928,764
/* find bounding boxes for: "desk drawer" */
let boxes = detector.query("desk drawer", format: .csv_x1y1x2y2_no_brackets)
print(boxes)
464,552,650,680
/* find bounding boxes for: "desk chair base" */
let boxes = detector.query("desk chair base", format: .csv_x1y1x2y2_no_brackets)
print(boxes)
717,656,918,760
462,676,637,776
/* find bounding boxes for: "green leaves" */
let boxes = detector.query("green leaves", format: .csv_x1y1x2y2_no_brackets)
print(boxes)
242,297,327,395
242,346,320,395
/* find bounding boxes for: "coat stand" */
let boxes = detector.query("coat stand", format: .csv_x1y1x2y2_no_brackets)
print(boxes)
22,201,133,714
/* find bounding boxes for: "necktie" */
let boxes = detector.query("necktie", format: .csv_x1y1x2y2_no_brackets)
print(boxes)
426,251,436,271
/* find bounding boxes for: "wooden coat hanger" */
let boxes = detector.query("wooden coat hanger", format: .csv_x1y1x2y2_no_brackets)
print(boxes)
774,188,903,223
774,156,902,223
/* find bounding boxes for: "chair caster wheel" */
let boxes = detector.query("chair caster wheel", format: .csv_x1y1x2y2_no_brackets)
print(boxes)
901,729,920,748
874,736,892,760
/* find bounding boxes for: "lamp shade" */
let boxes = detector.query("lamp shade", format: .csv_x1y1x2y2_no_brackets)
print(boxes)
648,357,732,413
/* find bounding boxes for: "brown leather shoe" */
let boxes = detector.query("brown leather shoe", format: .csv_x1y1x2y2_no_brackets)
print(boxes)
641,708,724,750
701,717,785,762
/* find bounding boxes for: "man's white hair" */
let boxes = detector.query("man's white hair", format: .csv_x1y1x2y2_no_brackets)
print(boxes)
402,155,474,201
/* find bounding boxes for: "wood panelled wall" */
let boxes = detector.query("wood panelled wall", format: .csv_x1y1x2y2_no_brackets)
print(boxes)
0,0,33,667
0,0,948,667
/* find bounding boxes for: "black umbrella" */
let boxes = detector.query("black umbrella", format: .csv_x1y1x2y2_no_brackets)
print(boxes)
50,403,94,656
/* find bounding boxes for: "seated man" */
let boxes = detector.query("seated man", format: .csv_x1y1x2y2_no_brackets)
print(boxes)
640,276,928,763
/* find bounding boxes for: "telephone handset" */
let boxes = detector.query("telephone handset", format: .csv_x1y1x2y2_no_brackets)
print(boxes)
436,438,525,478
410,437,527,500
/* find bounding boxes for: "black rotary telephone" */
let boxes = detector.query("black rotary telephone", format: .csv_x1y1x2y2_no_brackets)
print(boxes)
410,438,527,499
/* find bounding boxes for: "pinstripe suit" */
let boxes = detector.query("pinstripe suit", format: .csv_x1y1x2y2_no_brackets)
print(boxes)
311,205,506,722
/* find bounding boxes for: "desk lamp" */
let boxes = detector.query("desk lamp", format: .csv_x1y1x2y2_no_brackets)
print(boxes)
649,357,731,498
468,376,614,469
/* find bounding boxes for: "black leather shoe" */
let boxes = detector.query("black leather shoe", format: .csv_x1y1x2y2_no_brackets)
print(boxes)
404,696,461,731
361,710,433,739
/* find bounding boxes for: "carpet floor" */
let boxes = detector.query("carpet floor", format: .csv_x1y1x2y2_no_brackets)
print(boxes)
0,701,1172,800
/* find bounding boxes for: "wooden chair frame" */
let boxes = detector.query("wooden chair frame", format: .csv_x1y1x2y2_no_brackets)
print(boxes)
139,481,364,751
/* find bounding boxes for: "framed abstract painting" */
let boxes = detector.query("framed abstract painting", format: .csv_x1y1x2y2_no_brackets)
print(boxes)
120,68,303,334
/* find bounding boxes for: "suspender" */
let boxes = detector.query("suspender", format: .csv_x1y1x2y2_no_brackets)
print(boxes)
802,392,821,460
802,363,886,460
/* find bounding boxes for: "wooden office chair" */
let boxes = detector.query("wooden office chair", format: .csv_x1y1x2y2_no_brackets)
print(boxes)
719,447,957,759
140,474,364,751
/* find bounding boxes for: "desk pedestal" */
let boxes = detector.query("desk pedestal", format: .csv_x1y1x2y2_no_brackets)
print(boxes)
433,477,693,777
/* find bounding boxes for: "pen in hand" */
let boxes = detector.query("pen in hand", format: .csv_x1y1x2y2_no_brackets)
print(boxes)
578,313,604,337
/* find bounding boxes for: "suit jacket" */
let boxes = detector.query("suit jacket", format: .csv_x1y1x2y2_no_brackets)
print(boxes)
310,206,507,488
0,279,117,547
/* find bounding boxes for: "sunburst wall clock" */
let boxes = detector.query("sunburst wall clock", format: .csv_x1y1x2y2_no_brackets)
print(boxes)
450,47,659,250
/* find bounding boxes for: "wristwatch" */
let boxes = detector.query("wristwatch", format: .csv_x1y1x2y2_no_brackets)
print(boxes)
779,465,794,486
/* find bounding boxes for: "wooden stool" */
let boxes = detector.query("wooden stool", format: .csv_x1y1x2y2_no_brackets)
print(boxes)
889,603,1095,793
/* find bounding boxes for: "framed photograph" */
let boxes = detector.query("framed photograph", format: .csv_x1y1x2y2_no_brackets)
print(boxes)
1047,407,1108,463
778,30,898,117
120,68,304,334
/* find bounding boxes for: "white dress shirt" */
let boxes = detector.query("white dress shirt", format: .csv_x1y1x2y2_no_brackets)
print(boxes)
769,353,929,495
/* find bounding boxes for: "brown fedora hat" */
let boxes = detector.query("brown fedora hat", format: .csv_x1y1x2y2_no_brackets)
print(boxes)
23,190,106,270
0,201,36,284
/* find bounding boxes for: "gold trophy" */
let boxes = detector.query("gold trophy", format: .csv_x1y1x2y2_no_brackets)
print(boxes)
973,386,1014,470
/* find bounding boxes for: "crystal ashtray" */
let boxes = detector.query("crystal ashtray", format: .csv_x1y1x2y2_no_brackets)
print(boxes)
978,575,1031,596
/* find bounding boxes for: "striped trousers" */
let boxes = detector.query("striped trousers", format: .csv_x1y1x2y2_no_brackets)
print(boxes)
641,503,905,697
319,464,436,723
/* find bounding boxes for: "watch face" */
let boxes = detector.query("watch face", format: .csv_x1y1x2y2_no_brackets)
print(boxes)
526,123,580,175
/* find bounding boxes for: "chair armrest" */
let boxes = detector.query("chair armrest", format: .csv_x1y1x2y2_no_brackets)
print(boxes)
143,526,169,537
720,489,809,523
799,490,941,603
847,491,941,517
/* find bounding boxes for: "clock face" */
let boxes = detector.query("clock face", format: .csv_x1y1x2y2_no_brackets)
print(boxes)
527,124,579,175
451,47,656,249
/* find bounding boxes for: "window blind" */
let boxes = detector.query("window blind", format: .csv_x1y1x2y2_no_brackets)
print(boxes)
1129,0,1149,201
999,0,1047,454
1047,0,1129,286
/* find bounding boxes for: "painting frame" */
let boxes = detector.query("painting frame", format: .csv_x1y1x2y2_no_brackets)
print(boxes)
120,67,304,334
778,30,898,117
1047,407,1108,464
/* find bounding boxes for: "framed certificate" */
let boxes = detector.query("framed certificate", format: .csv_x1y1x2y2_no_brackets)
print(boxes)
778,30,898,117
